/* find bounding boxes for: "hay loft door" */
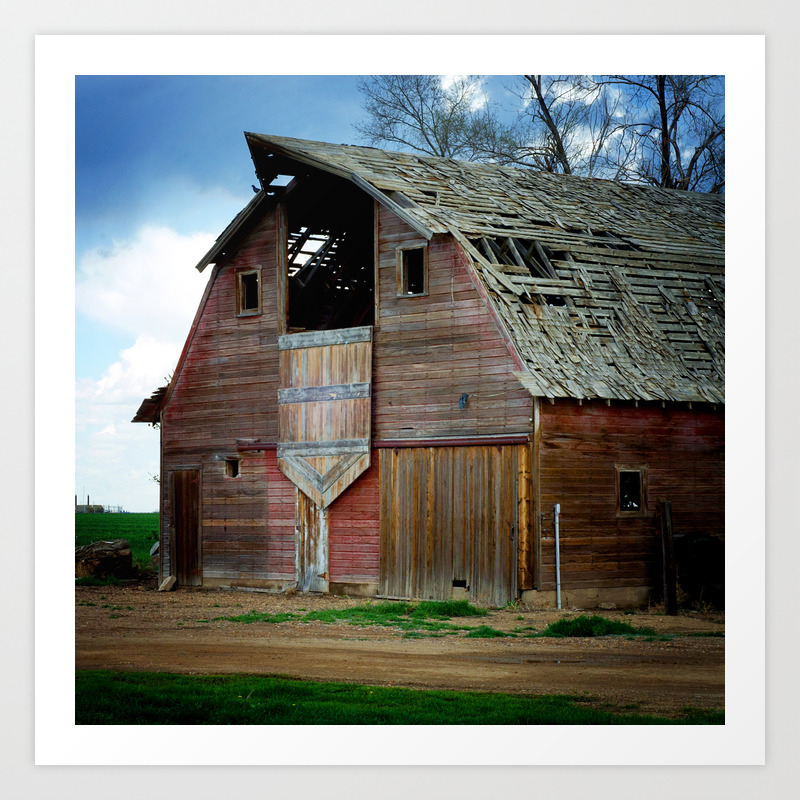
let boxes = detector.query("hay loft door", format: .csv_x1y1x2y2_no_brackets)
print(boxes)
278,326,372,508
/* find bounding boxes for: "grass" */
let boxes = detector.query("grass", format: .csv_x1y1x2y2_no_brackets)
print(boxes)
214,599,488,634
75,512,159,572
536,615,658,638
74,670,724,725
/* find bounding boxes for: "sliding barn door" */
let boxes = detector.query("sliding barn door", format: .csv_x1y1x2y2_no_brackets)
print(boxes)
379,445,520,605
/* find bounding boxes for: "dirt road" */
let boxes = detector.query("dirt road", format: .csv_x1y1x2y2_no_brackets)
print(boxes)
76,584,724,717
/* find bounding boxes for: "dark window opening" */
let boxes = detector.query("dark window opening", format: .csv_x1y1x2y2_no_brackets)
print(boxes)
618,469,645,513
400,247,426,295
285,175,374,332
237,270,261,315
452,579,467,589
225,458,240,478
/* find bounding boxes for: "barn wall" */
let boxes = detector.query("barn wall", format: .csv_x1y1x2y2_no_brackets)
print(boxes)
159,199,535,591
536,398,725,592
373,207,532,440
160,209,285,584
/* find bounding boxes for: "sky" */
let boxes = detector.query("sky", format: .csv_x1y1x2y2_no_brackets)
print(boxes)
74,73,523,512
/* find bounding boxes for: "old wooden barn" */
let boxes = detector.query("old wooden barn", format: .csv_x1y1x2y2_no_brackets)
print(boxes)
134,133,724,608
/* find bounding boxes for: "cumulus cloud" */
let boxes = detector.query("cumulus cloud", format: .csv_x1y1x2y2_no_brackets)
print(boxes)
76,224,213,341
75,224,215,510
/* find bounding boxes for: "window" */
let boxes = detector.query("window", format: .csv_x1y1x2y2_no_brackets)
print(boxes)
224,458,240,478
236,269,261,316
616,467,647,516
397,245,428,296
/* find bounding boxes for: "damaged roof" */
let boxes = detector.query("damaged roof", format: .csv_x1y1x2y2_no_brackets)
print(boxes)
246,133,725,405
192,133,725,406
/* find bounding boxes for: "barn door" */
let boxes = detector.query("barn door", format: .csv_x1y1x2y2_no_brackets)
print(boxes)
379,445,520,605
170,469,201,586
277,326,372,508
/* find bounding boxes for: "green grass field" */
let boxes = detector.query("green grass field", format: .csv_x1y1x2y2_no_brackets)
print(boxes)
75,670,724,725
75,513,159,571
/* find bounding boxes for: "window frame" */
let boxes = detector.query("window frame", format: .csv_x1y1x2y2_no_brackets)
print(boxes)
236,267,262,317
224,457,241,478
615,465,648,517
396,243,429,298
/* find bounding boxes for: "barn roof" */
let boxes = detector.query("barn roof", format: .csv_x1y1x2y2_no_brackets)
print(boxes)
205,134,726,405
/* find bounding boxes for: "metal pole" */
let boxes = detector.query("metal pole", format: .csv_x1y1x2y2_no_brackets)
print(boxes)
554,503,561,609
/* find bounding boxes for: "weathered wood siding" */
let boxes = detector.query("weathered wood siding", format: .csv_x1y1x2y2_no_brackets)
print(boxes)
374,207,533,440
278,326,372,508
328,459,381,584
159,200,534,592
161,209,286,581
536,399,725,590
379,445,522,605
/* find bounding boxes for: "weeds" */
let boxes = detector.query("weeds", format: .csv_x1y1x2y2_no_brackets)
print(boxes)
464,626,516,638
536,615,658,638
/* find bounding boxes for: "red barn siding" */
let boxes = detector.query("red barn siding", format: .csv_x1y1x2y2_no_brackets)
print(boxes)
328,458,381,584
536,398,724,591
373,209,532,440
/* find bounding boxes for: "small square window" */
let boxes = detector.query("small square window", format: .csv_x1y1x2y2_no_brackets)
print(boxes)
397,246,427,296
225,458,240,478
616,467,647,515
236,269,261,315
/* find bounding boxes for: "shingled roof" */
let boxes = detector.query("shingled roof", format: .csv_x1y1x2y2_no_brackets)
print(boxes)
226,134,726,404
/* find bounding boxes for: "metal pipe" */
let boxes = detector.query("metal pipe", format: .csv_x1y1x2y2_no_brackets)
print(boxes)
554,503,562,609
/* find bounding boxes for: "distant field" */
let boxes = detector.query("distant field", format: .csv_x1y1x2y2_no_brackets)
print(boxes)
75,513,159,571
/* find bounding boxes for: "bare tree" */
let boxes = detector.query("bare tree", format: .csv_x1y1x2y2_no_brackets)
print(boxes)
598,75,725,193
354,74,725,193
354,75,527,163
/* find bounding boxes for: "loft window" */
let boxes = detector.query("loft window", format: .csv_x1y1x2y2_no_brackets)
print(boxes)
237,269,261,316
617,467,646,515
225,458,240,478
397,245,427,296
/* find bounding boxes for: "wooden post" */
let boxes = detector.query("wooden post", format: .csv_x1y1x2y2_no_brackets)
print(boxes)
660,500,678,615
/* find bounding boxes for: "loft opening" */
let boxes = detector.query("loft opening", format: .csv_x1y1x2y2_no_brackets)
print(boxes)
283,173,374,332
616,466,647,516
397,245,428,296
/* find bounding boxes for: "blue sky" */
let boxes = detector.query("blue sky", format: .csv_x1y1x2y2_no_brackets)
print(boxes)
75,75,370,511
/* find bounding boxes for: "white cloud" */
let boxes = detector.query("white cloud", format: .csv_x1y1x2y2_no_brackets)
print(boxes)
76,224,213,342
439,75,489,112
75,224,216,510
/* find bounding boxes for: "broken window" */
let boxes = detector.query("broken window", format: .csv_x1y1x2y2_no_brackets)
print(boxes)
617,467,646,515
236,269,261,316
224,458,241,478
397,245,427,296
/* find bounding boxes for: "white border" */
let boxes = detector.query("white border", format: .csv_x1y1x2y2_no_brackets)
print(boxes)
36,34,764,766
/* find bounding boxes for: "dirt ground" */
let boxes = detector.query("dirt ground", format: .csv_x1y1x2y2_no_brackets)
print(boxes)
75,583,724,718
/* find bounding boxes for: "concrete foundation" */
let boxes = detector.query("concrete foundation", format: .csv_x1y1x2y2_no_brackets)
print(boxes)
520,586,653,610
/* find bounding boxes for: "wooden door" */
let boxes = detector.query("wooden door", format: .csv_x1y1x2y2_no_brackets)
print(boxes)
170,469,201,586
277,326,372,508
379,445,520,605
296,489,329,592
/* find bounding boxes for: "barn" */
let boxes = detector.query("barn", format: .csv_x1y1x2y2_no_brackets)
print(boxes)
133,133,724,608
